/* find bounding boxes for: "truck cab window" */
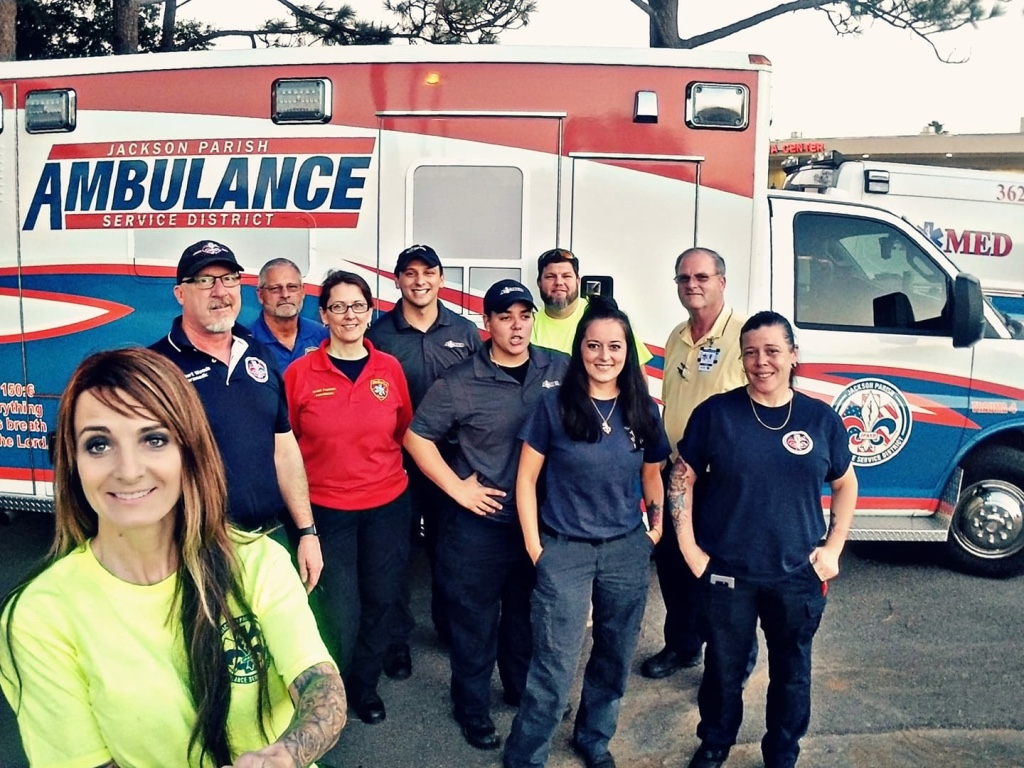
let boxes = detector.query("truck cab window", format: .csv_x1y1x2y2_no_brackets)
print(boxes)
794,213,951,334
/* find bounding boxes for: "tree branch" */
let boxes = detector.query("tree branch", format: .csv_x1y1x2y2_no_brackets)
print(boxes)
678,0,833,48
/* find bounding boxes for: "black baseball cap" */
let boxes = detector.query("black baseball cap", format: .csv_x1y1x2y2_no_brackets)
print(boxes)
483,279,537,314
177,241,240,284
537,247,579,275
394,244,442,275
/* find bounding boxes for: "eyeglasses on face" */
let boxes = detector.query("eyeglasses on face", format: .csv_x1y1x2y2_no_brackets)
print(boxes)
263,283,302,295
325,301,371,315
673,272,720,285
182,272,242,289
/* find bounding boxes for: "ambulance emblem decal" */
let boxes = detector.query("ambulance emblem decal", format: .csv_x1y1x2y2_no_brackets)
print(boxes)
832,378,912,466
370,378,389,401
245,357,269,383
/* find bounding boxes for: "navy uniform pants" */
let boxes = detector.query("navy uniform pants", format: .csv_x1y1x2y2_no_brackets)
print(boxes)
310,492,412,701
438,507,535,722
696,562,827,768
504,525,652,768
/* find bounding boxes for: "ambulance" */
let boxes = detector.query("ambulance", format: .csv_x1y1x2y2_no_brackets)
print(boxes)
2,46,1024,576
784,154,1024,319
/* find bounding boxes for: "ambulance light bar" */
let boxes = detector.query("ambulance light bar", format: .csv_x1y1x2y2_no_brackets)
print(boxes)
25,90,76,134
272,79,332,124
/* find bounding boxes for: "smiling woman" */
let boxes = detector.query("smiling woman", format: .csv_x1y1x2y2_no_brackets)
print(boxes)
0,347,345,768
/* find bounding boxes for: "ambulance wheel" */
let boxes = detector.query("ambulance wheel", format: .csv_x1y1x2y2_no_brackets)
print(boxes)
946,446,1024,578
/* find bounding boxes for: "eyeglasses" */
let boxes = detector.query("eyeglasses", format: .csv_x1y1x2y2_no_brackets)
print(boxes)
674,272,720,285
326,301,371,315
181,272,242,289
263,283,302,295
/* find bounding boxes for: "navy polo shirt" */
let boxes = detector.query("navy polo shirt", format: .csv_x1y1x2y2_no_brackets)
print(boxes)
150,317,290,529
410,344,569,524
366,300,483,407
248,313,328,374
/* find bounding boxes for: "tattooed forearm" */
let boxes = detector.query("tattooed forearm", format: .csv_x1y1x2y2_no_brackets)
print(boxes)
647,501,662,531
278,662,347,766
668,457,691,527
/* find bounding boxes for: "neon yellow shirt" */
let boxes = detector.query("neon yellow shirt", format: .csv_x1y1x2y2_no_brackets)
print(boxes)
662,306,747,459
531,297,654,365
1,534,332,768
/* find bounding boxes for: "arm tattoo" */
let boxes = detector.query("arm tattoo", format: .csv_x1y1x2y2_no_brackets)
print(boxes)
279,662,347,766
646,501,662,531
668,457,691,529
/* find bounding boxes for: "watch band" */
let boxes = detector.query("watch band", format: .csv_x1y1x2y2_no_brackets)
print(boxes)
296,524,318,537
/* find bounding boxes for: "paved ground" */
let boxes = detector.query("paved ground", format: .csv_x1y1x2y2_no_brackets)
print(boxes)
2,512,1023,767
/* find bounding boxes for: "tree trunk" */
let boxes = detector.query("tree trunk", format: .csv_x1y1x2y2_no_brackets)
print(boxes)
647,0,681,48
160,0,176,51
0,0,15,62
113,0,140,54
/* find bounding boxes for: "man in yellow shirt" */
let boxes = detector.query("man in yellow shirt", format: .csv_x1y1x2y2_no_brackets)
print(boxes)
641,246,747,680
530,247,653,366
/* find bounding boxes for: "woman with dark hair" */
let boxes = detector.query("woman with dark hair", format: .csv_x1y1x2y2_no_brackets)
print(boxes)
283,269,413,726
670,310,857,768
504,297,670,768
0,347,345,768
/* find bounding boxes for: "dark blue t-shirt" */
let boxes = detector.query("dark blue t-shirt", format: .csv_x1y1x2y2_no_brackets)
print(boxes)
519,389,670,539
679,387,852,583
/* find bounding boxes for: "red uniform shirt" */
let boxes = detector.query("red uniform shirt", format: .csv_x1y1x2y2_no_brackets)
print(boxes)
284,339,412,510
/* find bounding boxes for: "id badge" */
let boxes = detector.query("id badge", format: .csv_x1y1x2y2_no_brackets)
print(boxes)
697,346,721,372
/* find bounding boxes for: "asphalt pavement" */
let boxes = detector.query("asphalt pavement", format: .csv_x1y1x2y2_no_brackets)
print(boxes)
2,512,1023,767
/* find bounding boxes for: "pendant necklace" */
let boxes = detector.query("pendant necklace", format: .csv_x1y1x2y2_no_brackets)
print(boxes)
591,396,618,434
749,395,793,431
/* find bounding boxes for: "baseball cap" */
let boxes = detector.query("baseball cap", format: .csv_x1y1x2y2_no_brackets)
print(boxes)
537,247,579,276
483,279,537,314
177,241,240,284
394,244,442,275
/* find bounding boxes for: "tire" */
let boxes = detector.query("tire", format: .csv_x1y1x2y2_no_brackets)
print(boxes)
946,446,1024,578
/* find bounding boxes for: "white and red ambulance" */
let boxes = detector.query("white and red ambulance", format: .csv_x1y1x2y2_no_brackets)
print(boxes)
2,45,1023,575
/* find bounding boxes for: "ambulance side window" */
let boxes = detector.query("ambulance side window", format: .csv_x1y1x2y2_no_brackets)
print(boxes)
794,213,951,335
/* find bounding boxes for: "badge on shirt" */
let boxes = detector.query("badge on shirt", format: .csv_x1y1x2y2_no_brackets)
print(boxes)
444,340,466,349
783,430,814,455
697,347,721,372
245,357,269,383
370,378,390,401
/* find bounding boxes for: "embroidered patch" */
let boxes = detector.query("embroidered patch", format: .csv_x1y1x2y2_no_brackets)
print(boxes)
832,378,913,466
782,430,814,455
220,614,265,685
245,356,269,383
541,379,561,389
443,340,466,348
370,378,389,401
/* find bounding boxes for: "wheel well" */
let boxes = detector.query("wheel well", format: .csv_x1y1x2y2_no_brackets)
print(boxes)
958,429,1024,473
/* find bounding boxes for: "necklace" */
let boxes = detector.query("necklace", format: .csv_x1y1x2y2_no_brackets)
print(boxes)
591,396,618,434
749,395,793,431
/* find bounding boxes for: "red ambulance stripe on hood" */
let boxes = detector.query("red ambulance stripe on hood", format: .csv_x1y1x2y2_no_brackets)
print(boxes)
48,137,377,160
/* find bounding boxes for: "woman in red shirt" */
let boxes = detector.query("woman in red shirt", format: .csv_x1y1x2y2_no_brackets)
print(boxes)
284,270,413,727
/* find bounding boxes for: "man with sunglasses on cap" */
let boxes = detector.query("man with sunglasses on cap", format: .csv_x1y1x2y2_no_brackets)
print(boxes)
531,248,653,369
367,244,482,680
641,247,746,681
150,240,323,592
404,279,568,753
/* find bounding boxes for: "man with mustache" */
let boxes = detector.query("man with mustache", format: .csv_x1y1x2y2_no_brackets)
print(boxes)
249,257,327,374
150,240,323,592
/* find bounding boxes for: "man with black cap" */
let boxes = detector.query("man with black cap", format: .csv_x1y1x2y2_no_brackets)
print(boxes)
404,279,568,752
367,244,482,679
150,240,323,591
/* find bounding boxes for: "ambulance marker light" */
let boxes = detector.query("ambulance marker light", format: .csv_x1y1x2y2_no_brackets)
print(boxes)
634,90,658,123
425,72,441,86
25,90,76,134
272,79,332,124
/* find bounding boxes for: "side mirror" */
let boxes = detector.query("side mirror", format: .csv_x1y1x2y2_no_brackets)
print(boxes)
952,273,985,348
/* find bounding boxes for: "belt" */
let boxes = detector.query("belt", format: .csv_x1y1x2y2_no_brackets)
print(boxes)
540,522,641,546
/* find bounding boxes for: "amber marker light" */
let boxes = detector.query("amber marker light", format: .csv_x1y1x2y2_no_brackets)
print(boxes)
425,72,442,86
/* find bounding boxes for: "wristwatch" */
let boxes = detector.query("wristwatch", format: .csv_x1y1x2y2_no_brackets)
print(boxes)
296,524,319,538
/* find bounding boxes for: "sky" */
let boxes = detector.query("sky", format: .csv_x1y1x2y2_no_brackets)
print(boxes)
182,0,1024,141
